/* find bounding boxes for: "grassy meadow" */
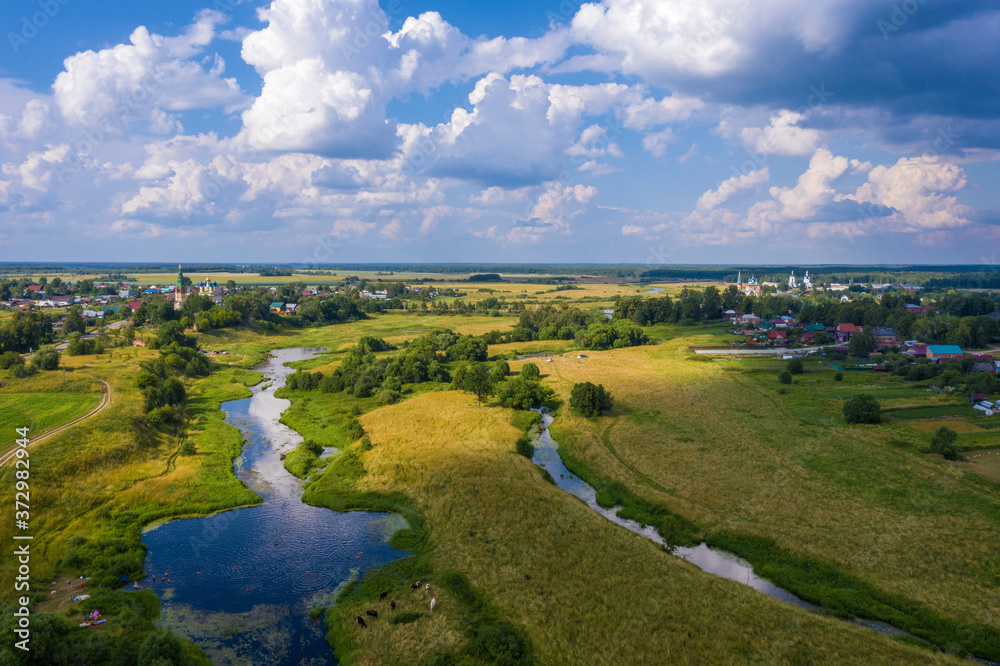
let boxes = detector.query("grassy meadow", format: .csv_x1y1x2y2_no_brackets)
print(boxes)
292,388,963,665
537,339,1000,655
0,371,103,449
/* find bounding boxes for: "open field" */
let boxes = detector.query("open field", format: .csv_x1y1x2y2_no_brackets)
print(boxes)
954,450,1000,483
290,389,951,665
538,340,1000,654
0,379,102,450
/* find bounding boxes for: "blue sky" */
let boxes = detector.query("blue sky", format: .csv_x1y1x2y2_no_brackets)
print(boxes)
1,0,998,264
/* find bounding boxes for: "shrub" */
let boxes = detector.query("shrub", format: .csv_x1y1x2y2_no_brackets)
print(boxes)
30,346,60,371
519,362,540,380
834,372,844,382
347,420,364,440
0,351,24,369
376,389,401,406
302,439,324,456
465,623,530,665
930,426,959,459
359,435,372,451
178,440,196,456
778,370,792,385
786,358,804,375
515,434,534,459
843,394,882,424
569,382,613,417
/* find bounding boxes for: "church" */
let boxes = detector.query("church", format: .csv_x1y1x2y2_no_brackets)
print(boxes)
729,271,763,297
787,270,813,291
173,265,189,311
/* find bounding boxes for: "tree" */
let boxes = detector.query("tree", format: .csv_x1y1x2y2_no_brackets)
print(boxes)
786,358,804,375
848,330,877,357
930,426,959,459
520,362,540,380
30,346,60,371
62,305,86,336
457,363,495,406
843,394,882,424
570,382,613,417
701,286,722,319
778,370,792,384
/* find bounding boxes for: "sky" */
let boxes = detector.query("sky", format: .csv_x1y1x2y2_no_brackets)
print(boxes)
0,0,999,266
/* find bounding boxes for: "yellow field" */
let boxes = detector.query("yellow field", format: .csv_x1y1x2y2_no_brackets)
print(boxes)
312,390,950,665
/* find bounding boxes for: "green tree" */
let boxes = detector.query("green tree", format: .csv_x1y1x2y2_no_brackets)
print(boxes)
930,426,959,460
570,381,613,417
843,394,882,424
786,358,804,375
30,346,60,371
520,362,540,380
778,370,792,384
62,305,86,336
848,330,877,357
457,363,495,406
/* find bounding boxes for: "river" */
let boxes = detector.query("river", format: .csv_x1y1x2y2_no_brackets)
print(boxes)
140,348,409,665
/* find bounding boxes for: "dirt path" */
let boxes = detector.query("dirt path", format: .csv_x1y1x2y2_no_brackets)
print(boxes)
0,379,111,467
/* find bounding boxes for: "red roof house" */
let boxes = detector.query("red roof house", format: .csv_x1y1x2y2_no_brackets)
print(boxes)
835,323,862,343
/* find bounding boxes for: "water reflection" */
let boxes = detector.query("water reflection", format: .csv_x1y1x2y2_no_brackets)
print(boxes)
141,348,409,665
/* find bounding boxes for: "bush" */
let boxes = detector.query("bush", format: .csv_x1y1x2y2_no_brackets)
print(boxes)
515,434,534,459
0,351,24,369
178,440,196,456
569,382,613,417
843,394,882,424
359,435,372,451
930,426,959,459
30,346,60,371
465,623,531,665
834,372,844,382
778,370,792,385
376,389,401,406
786,358,804,375
519,362,540,380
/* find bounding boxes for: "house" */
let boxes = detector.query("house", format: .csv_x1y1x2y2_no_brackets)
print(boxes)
82,310,103,318
270,302,284,314
835,323,862,344
970,393,988,404
802,323,825,333
872,327,899,347
739,313,761,326
118,289,131,299
905,344,927,357
926,345,964,362
768,330,787,342
128,301,143,310
284,303,299,314
768,319,788,329
802,332,814,343
971,363,997,375
904,304,935,317
25,285,43,296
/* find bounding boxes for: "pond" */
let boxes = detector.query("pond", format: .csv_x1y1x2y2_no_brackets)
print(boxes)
141,348,409,665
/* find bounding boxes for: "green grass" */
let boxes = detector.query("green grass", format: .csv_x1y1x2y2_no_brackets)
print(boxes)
541,335,1000,660
885,405,978,419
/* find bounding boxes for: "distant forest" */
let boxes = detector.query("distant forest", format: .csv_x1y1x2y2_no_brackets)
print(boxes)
2,262,999,285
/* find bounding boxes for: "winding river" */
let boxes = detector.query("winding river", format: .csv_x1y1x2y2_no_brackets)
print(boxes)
141,348,409,665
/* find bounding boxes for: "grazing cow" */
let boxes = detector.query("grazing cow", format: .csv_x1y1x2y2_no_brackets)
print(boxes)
410,581,421,589
424,583,430,595
379,590,389,601
357,616,367,628
366,610,378,619
430,598,436,612
390,600,396,611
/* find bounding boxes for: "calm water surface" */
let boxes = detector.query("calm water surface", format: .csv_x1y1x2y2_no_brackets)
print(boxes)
141,348,409,666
